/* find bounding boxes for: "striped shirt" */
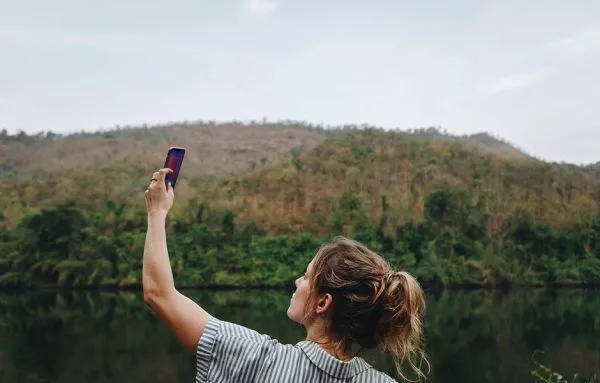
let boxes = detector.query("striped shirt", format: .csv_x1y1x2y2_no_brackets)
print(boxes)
196,316,398,383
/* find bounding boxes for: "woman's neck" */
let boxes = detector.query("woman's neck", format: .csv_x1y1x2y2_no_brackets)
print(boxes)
306,323,353,361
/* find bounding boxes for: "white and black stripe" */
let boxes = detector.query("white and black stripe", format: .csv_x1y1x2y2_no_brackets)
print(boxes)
196,316,397,382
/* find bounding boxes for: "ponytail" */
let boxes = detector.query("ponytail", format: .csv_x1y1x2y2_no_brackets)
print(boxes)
376,271,430,382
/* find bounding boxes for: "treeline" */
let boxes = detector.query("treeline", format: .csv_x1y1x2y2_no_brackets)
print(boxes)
1,187,599,288
0,118,329,142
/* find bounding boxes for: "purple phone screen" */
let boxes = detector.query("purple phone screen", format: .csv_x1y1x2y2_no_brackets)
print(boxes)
163,147,185,188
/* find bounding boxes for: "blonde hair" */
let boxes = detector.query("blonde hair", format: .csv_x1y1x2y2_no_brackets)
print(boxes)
304,237,430,381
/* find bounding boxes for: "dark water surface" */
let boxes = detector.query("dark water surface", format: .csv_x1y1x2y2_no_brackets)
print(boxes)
0,289,598,382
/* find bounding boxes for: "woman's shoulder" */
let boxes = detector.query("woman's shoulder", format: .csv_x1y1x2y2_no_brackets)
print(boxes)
352,360,398,383
203,316,298,350
196,317,299,382
363,368,399,383
213,317,275,342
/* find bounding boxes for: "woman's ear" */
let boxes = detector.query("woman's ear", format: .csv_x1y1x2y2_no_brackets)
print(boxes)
315,293,333,315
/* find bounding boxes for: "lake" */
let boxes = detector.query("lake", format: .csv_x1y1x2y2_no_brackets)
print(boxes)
0,289,598,382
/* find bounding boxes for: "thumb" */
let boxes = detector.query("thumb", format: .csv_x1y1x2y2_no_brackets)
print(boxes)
167,182,174,194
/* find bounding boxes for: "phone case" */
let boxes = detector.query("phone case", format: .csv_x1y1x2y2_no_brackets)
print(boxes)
163,147,185,188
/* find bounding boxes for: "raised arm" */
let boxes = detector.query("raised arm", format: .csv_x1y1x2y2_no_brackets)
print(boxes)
143,168,210,353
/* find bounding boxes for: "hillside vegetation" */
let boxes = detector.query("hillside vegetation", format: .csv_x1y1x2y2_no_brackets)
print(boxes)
0,121,327,225
0,122,531,225
0,121,326,181
216,130,597,234
0,123,598,288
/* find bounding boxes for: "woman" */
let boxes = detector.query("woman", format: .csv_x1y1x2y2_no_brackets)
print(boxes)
143,168,429,382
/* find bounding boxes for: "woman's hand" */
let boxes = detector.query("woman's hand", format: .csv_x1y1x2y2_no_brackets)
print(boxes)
145,168,174,217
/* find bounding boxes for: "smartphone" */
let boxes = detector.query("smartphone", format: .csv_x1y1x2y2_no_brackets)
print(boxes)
163,147,185,188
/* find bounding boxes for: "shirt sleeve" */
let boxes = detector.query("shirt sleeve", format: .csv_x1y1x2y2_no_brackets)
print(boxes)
196,316,280,382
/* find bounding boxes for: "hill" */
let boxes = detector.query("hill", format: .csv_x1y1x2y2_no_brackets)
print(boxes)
0,122,532,226
213,129,599,235
1,125,599,288
0,121,328,225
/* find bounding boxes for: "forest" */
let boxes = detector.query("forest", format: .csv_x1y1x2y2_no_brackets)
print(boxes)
1,122,599,287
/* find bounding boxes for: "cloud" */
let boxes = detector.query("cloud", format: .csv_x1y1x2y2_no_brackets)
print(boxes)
475,27,600,97
244,0,279,15
478,66,557,95
546,27,600,55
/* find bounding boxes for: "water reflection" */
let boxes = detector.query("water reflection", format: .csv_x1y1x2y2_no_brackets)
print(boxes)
0,289,598,382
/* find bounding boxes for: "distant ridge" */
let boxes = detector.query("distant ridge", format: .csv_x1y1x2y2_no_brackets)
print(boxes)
0,122,533,184
462,132,530,160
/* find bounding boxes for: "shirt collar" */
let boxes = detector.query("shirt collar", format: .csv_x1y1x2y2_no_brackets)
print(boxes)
295,340,372,379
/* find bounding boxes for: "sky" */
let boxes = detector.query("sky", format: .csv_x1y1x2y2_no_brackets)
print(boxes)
0,0,599,165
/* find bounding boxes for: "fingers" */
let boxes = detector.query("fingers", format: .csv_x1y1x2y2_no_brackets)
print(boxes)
156,168,173,184
148,168,173,188
145,168,174,214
